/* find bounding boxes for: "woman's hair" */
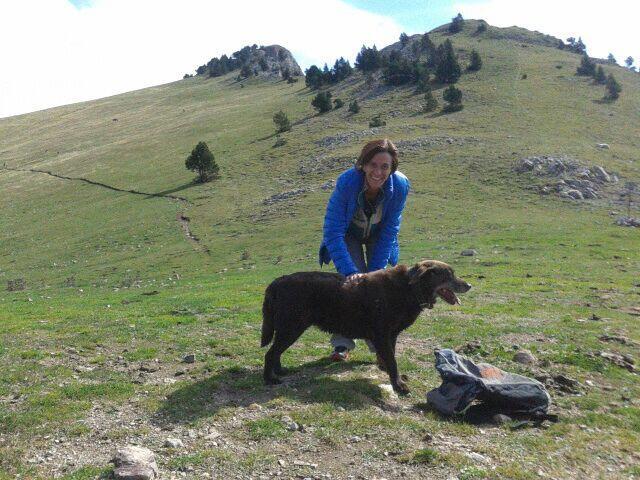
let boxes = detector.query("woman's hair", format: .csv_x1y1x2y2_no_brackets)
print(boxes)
355,139,399,173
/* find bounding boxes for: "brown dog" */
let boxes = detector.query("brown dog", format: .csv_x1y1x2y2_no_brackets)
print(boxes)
261,260,471,394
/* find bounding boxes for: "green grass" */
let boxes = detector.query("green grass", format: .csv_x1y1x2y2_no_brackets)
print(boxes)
0,19,639,479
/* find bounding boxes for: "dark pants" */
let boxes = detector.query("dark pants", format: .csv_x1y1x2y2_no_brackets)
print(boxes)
330,233,377,352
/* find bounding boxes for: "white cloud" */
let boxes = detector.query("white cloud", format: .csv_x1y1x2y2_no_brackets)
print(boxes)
454,0,639,64
0,0,402,118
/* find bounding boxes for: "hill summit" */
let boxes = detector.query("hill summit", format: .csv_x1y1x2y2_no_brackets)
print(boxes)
194,44,303,79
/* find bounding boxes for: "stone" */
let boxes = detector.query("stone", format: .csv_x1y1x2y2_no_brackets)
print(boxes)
563,189,584,200
593,166,611,182
513,350,537,365
379,384,398,399
492,414,512,425
460,249,477,256
182,354,196,364
164,437,183,448
465,452,489,464
596,143,610,149
112,446,158,480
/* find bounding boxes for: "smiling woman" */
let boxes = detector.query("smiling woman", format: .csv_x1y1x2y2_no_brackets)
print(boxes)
318,138,410,360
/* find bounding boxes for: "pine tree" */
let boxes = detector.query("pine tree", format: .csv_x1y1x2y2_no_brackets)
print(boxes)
423,88,438,112
605,73,621,100
607,53,617,64
435,39,461,83
305,65,324,89
449,13,464,33
595,65,607,84
576,55,596,76
625,56,634,68
468,50,482,71
400,32,409,47
442,85,463,113
333,98,344,109
273,111,291,133
348,100,360,114
185,142,218,183
311,91,333,113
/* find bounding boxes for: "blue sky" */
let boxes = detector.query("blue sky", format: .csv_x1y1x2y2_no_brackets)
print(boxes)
1,0,638,118
344,0,471,33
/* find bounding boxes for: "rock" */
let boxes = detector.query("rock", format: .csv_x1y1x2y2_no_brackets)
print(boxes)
563,189,584,200
204,428,221,441
599,351,635,372
139,364,159,373
164,437,184,448
513,350,537,365
593,166,611,182
460,249,477,256
465,452,489,464
282,416,299,431
553,374,581,393
599,334,638,346
615,216,640,227
182,354,196,364
596,143,610,149
248,403,263,411
492,414,512,425
112,446,158,480
349,435,363,443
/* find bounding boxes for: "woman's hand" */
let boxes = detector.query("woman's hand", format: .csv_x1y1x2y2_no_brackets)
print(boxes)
345,273,365,284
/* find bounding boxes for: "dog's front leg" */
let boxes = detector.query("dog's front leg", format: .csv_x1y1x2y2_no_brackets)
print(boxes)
374,337,409,395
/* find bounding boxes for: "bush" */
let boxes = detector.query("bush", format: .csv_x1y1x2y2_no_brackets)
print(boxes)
400,32,409,47
423,89,438,112
311,91,333,113
475,22,487,34
348,100,360,114
442,85,463,113
468,50,482,71
605,73,621,100
185,141,219,183
369,114,386,127
273,110,291,133
333,98,345,109
443,84,462,104
595,66,606,84
273,137,287,148
576,55,596,76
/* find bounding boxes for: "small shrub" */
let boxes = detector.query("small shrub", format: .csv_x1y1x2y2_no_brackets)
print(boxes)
442,102,464,113
595,65,606,84
423,89,438,112
272,110,291,133
605,73,621,100
521,73,528,79
468,50,482,71
443,84,462,104
333,98,344,109
576,55,596,76
475,22,487,34
185,141,218,183
369,114,386,127
311,91,332,113
273,137,286,148
348,100,360,114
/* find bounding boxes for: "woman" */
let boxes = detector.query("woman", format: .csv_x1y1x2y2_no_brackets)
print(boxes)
318,138,410,361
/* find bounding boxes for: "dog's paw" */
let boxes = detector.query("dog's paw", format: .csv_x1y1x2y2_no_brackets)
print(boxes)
393,380,411,396
264,376,282,385
400,374,409,382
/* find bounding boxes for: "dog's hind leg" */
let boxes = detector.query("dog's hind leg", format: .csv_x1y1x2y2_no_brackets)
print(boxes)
263,328,305,385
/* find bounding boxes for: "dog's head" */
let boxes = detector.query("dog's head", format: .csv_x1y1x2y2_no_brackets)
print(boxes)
408,260,471,309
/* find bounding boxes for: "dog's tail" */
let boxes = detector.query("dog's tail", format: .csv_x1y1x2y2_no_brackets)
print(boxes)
260,283,275,347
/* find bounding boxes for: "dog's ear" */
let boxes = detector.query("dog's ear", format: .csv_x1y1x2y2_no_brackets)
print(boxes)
408,264,433,285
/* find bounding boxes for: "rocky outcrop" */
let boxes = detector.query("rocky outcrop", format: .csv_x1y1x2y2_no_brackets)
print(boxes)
195,44,302,79
514,155,618,201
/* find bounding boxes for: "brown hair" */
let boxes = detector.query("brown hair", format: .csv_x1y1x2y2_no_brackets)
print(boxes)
355,139,399,173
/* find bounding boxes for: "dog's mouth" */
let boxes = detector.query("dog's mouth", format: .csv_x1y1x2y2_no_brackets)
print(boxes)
436,287,460,305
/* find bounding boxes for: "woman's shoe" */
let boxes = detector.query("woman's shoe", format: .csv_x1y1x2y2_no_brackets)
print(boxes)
330,346,350,362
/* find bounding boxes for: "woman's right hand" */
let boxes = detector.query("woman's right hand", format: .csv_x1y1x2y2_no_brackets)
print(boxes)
345,273,365,284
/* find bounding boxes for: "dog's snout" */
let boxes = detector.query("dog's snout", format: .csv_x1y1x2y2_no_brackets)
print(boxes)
454,280,472,293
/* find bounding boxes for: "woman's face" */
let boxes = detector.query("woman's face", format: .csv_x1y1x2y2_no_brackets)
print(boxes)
363,152,393,191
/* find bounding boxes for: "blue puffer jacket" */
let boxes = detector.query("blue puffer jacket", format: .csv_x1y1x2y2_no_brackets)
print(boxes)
318,167,410,276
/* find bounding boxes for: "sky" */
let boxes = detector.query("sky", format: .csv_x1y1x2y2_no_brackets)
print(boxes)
0,0,638,119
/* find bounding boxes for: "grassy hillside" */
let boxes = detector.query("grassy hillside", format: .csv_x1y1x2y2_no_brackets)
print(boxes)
1,20,639,479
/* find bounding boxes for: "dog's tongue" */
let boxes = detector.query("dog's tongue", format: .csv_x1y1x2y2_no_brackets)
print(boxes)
438,288,460,305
